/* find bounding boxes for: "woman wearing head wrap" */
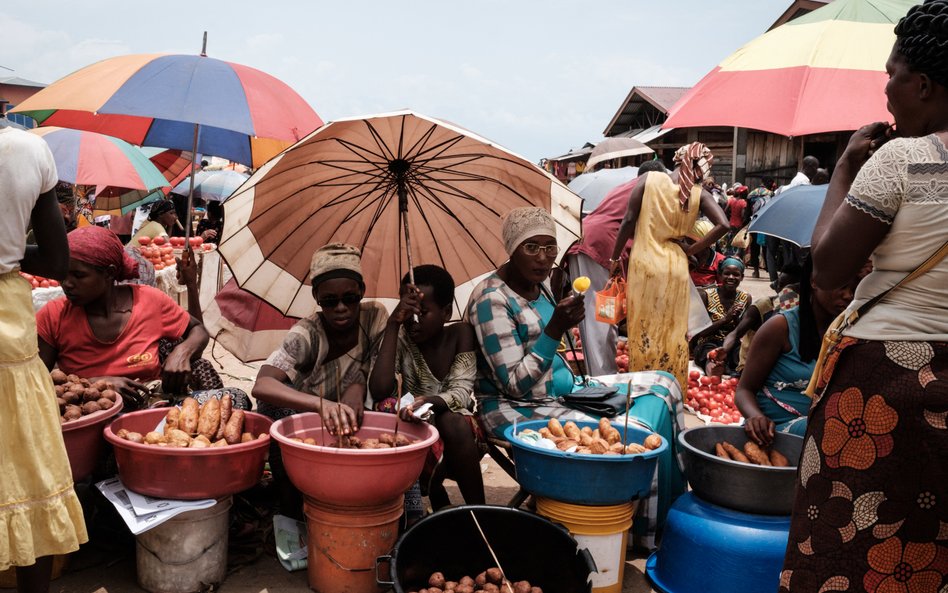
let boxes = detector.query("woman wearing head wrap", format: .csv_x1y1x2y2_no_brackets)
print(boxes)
780,2,948,590
37,226,209,409
0,127,87,589
466,207,688,547
608,143,730,391
253,243,387,518
691,257,751,376
127,199,178,246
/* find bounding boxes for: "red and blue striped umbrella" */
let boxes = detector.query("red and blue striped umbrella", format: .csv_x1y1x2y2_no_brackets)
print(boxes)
12,53,322,168
30,127,170,214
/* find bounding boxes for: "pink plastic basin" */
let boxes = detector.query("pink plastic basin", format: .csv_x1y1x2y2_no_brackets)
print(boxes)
103,408,272,500
270,411,439,507
61,394,124,482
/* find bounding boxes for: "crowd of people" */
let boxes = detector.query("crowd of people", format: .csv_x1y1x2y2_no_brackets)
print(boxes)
2,2,946,592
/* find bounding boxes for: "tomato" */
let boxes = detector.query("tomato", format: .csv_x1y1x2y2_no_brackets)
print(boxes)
712,392,724,403
189,236,203,247
30,279,40,289
48,279,60,287
39,280,50,288
689,370,701,381
710,375,721,385
21,273,34,281
699,407,710,416
152,236,166,246
138,237,152,246
699,376,712,386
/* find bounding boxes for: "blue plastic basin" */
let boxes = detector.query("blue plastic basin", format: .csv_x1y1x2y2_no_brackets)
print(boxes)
646,492,790,593
504,419,666,505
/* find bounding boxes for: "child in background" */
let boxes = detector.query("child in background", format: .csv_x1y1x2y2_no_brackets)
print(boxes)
369,265,485,509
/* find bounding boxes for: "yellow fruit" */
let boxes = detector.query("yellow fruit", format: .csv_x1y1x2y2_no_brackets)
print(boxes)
572,276,591,294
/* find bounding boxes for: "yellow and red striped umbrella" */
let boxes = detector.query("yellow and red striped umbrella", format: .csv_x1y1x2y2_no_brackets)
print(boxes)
664,0,916,136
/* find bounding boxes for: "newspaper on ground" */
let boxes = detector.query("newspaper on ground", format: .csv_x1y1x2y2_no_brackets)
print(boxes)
96,477,217,535
273,514,308,572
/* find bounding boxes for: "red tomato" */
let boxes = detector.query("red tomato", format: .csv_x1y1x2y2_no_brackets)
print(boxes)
688,380,698,389
689,370,701,381
710,375,721,385
699,376,712,386
712,392,724,403
138,237,152,246
21,273,34,281
48,279,60,287
39,280,50,288
152,236,166,246
699,407,710,416
30,279,40,288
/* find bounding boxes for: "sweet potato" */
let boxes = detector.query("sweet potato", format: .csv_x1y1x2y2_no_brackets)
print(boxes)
50,369,68,384
715,442,732,460
556,439,579,451
579,432,594,446
721,441,749,463
379,432,396,446
144,431,164,445
580,426,594,436
547,418,566,438
429,573,446,588
769,448,791,467
538,427,553,439
743,441,772,466
180,397,200,435
563,421,581,440
215,393,233,441
609,441,626,453
223,409,245,445
513,581,532,593
644,433,663,450
241,432,254,443
81,401,101,415
394,433,412,447
486,568,503,585
125,431,144,444
475,573,488,586
197,397,221,439
167,429,192,448
165,407,180,432
625,443,648,454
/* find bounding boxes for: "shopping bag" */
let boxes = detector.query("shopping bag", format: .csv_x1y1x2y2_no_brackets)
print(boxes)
731,226,750,249
595,277,626,324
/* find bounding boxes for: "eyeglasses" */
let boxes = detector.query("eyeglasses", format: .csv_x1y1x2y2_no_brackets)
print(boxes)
521,243,559,257
317,293,363,308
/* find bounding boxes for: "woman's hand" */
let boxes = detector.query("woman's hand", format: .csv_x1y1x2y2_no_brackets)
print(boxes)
841,122,892,168
724,303,745,324
608,259,624,278
200,229,218,242
744,414,776,447
319,400,359,436
175,248,198,287
388,284,422,327
398,396,428,423
161,348,193,396
93,376,149,410
546,294,585,338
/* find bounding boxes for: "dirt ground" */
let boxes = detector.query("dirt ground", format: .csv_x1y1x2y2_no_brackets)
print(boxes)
14,277,774,593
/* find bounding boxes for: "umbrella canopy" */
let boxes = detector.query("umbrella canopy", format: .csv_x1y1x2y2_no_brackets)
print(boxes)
203,279,298,363
96,147,199,213
748,184,827,247
664,0,915,137
567,167,639,214
11,53,323,168
585,138,653,170
219,109,583,318
29,126,169,214
172,169,249,202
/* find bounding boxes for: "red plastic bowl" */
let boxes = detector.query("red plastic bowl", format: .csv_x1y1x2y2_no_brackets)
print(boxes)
270,411,438,507
61,394,124,482
103,408,272,500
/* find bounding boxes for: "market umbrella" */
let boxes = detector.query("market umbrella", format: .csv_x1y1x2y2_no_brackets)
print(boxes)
29,126,169,214
664,0,915,136
747,184,826,247
202,279,298,363
585,138,653,170
219,109,583,318
11,44,322,237
568,167,639,214
96,147,200,213
172,170,249,202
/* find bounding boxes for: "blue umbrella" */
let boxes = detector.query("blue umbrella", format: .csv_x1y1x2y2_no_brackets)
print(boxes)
568,166,639,214
748,184,827,247
172,169,248,202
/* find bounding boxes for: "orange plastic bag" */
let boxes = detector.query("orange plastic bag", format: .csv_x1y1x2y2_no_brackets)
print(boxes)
595,277,627,324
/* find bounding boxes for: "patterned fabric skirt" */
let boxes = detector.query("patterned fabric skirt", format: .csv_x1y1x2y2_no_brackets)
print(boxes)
780,340,948,593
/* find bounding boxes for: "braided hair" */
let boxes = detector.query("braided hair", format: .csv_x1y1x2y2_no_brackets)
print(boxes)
895,0,948,88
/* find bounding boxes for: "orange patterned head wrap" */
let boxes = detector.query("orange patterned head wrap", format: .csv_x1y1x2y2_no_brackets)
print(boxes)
673,142,714,211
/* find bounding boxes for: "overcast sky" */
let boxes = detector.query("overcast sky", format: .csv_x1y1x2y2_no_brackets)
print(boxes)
3,1,787,162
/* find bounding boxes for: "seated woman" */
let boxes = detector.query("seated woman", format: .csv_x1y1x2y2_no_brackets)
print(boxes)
369,265,484,509
687,219,725,288
692,257,751,375
36,226,219,410
252,243,387,518
466,207,686,547
128,199,177,247
736,258,860,445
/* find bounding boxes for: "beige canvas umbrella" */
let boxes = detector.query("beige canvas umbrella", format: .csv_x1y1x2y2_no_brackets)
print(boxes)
219,110,583,318
585,137,654,170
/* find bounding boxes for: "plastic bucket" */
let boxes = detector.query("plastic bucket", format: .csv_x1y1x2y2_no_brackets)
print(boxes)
536,497,636,593
304,495,403,593
135,496,232,593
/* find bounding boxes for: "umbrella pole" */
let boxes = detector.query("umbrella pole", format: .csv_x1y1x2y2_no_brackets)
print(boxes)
183,123,200,240
398,184,416,286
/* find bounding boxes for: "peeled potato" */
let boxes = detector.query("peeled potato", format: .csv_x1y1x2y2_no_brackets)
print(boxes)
644,433,663,450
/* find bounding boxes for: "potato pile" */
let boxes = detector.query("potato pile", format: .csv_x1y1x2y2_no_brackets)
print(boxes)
116,395,266,448
51,370,120,423
713,440,791,467
521,417,662,455
410,568,542,593
290,431,416,449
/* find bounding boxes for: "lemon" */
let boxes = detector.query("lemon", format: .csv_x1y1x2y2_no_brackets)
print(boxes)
572,276,591,294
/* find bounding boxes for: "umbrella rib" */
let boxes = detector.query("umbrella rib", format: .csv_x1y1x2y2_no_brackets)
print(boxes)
405,181,498,268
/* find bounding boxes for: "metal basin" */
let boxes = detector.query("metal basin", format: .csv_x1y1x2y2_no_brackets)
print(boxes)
678,425,803,515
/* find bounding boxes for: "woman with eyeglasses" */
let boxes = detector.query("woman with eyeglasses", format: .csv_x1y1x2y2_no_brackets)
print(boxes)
253,243,387,519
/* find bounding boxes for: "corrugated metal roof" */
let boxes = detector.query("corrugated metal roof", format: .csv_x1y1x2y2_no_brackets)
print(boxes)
0,76,47,88
603,86,690,137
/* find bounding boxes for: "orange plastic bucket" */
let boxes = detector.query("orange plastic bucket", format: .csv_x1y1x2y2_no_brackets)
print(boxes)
304,495,404,593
